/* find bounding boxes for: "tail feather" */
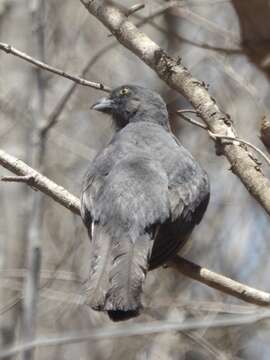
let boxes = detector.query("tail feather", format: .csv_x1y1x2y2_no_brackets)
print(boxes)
85,224,153,321
85,224,112,310
104,232,152,319
107,309,140,322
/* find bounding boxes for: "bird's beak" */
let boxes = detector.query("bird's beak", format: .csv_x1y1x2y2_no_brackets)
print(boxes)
91,97,114,112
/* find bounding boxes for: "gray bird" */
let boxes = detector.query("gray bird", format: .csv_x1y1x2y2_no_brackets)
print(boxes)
81,85,209,321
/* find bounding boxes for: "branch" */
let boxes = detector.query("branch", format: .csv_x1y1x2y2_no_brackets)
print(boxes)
0,42,110,92
170,256,270,306
176,110,208,129
1,175,35,184
21,3,47,359
124,3,145,17
1,148,270,307
208,132,270,167
0,309,269,359
177,111,270,167
0,149,80,215
80,0,270,216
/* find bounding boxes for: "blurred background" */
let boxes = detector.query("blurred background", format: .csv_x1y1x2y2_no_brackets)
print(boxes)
1,0,270,359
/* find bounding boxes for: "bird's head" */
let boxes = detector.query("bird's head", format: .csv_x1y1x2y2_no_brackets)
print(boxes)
91,85,169,130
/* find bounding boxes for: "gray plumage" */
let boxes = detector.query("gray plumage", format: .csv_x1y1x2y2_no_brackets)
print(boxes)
81,85,209,321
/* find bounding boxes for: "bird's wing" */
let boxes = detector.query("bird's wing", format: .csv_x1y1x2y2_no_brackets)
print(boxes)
80,155,110,237
149,145,210,269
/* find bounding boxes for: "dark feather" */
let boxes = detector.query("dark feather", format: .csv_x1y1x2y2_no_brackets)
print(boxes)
107,309,139,322
149,192,210,269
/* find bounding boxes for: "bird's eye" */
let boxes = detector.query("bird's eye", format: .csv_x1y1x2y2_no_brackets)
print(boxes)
119,88,130,97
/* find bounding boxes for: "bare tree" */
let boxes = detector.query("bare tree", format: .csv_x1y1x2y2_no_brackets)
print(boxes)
1,1,270,359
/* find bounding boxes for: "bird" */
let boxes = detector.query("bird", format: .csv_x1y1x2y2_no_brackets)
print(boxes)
80,85,210,321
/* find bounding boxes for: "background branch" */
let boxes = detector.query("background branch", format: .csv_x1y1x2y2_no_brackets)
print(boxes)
0,42,110,92
0,308,269,359
20,3,47,358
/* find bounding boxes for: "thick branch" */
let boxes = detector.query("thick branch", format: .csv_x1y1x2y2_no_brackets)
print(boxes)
80,0,270,216
1,148,270,307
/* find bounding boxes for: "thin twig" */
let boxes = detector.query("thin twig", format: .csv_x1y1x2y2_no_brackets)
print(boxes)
0,238,84,317
177,111,270,167
177,109,198,115
125,3,145,16
182,331,226,360
209,132,270,167
0,269,81,283
0,42,110,92
177,111,208,129
0,296,21,316
1,175,34,183
40,50,109,136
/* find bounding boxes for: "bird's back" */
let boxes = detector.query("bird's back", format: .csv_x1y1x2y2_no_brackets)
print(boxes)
81,120,209,320
109,122,210,267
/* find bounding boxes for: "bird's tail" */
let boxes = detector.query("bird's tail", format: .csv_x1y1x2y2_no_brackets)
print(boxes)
104,230,152,321
85,224,153,321
84,224,112,311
